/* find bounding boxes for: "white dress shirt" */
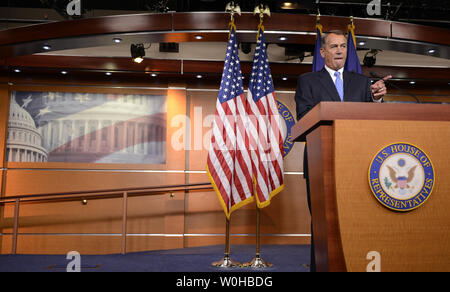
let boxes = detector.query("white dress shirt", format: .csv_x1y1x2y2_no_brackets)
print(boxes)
324,65,344,85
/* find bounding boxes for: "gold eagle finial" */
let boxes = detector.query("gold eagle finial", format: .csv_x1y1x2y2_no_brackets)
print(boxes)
254,4,271,25
225,2,241,23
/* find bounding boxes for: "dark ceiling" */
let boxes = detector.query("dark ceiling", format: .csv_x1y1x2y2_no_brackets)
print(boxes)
1,0,449,29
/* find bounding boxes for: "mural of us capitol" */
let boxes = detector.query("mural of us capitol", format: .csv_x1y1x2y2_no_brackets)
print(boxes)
368,142,435,212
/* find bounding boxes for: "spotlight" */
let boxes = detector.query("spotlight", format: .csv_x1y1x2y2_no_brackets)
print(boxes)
131,44,146,63
42,44,51,50
363,49,381,68
241,43,252,54
363,55,376,67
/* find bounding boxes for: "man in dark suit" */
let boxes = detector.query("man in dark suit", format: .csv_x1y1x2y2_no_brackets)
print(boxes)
296,30,390,119
295,30,391,271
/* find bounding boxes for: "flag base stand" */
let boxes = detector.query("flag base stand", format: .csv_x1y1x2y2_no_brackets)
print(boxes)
212,216,241,268
242,253,272,268
211,254,241,268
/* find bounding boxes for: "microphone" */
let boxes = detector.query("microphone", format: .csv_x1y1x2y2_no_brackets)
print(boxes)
370,72,421,104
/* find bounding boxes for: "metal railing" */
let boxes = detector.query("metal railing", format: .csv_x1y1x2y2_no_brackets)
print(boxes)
0,182,213,254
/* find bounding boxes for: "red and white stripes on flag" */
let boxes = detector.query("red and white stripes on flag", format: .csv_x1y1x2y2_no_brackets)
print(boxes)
206,23,254,219
206,23,284,219
246,25,284,208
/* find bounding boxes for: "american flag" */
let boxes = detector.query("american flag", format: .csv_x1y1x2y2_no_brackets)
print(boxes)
8,91,166,164
246,26,284,208
206,23,254,219
312,23,325,72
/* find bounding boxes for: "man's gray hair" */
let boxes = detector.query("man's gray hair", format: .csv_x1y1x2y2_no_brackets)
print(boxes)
321,30,347,48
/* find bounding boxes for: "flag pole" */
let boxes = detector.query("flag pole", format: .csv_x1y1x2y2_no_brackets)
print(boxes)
243,5,273,268
212,2,242,268
211,215,241,267
242,207,273,268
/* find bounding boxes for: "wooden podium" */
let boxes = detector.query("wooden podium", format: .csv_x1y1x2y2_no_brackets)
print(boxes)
292,102,450,272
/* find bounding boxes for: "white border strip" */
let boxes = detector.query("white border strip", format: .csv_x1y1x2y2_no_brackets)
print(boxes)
0,233,310,237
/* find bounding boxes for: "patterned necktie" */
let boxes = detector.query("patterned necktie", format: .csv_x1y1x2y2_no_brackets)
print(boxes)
334,71,344,101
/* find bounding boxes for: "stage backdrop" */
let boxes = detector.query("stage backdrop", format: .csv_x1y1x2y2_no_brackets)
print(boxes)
0,85,309,255
7,91,166,164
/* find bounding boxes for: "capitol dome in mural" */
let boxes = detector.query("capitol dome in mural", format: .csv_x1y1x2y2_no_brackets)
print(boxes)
6,94,48,162
7,91,166,164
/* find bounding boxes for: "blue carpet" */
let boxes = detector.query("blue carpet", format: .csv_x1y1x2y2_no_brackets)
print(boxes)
0,245,310,272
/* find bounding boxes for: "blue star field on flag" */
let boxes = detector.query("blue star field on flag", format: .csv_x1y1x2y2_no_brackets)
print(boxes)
249,28,274,102
218,26,244,104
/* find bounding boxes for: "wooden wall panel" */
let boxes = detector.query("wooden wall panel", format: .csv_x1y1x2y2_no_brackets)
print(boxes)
1,197,123,234
4,171,185,197
391,22,450,46
0,82,5,251
0,84,8,169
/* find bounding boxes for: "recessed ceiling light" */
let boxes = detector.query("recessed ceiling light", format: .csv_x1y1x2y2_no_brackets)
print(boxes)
358,41,366,46
280,2,299,9
105,72,112,76
282,77,288,81
14,68,21,73
195,35,203,40
409,81,416,85
428,49,436,54
151,73,157,77
42,44,51,50
196,74,203,79
278,36,287,41
113,37,122,43
61,70,68,75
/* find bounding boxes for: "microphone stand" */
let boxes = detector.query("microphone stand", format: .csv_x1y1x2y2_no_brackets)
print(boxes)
370,72,422,104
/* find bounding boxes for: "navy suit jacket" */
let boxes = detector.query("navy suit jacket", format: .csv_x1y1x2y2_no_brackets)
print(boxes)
295,67,373,120
295,67,374,210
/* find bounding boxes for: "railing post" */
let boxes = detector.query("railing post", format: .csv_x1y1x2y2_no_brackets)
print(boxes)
12,198,20,254
121,192,128,255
